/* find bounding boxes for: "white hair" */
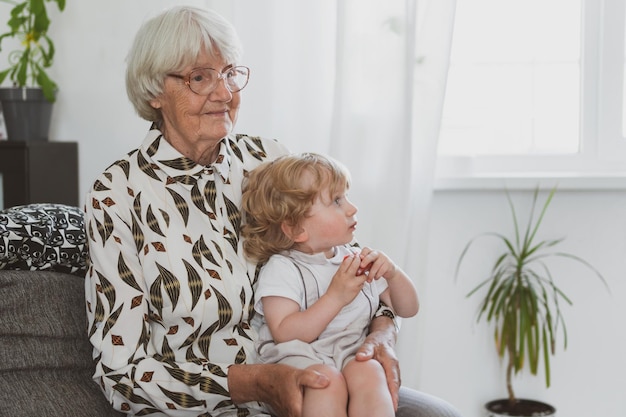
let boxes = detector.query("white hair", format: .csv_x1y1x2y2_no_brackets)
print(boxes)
125,6,243,121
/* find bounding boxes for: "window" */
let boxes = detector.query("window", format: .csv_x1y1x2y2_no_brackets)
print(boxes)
436,0,626,184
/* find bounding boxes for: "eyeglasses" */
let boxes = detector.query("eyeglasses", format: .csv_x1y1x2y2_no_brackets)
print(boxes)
167,66,250,95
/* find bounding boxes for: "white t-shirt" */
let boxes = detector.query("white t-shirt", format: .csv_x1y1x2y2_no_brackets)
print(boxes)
254,245,387,346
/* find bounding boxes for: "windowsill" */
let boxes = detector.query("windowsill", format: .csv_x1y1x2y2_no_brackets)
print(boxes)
434,172,626,191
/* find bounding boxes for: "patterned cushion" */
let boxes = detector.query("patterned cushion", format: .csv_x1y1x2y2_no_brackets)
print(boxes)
0,204,87,275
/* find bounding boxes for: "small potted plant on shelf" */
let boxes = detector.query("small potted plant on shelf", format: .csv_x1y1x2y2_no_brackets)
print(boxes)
455,186,607,417
0,0,65,141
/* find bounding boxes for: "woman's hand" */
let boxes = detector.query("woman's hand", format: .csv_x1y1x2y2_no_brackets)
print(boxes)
229,363,329,417
355,315,401,410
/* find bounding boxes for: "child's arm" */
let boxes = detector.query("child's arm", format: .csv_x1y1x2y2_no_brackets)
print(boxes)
262,255,368,343
358,247,419,318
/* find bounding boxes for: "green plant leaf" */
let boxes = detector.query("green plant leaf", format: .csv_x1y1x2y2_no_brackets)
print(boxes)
53,0,66,12
487,271,513,322
40,33,54,66
8,4,28,33
542,325,551,387
528,310,540,374
15,48,29,85
35,62,56,101
527,187,556,250
32,0,50,34
0,68,10,84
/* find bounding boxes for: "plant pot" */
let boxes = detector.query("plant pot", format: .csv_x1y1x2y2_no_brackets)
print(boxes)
485,399,556,417
0,87,55,142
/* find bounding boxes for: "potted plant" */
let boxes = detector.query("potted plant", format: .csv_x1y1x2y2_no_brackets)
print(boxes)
455,186,607,417
0,0,65,141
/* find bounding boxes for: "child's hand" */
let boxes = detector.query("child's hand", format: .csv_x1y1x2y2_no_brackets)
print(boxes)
326,255,369,306
357,247,397,282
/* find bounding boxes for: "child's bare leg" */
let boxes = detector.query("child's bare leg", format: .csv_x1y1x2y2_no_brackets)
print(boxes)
302,363,348,417
343,358,394,417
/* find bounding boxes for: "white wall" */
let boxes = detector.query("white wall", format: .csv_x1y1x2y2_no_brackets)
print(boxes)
411,189,626,416
2,2,625,416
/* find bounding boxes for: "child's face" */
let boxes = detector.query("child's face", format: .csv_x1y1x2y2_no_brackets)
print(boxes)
295,185,358,255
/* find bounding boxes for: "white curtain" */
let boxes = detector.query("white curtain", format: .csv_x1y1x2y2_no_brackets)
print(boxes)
228,0,457,390
329,0,457,389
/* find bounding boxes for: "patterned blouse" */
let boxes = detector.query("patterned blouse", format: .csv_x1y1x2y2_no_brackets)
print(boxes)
84,126,288,416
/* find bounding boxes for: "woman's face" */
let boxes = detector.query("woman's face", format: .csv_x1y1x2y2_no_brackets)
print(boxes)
150,49,241,165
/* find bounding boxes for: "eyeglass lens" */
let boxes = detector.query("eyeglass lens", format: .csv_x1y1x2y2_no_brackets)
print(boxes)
188,67,249,94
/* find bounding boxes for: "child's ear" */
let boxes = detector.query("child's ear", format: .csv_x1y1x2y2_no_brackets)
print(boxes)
281,222,307,243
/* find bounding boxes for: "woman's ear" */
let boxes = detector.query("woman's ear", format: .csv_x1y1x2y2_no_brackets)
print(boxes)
149,97,162,109
281,222,307,243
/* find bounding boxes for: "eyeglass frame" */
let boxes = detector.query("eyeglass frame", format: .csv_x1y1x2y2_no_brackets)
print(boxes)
167,65,250,95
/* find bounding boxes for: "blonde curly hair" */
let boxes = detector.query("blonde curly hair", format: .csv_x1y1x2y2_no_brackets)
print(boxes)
241,152,351,263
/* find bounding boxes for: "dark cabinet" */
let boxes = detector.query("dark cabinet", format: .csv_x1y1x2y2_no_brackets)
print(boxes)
0,141,79,209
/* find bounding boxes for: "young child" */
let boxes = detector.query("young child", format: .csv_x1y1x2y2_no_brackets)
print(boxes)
241,152,419,417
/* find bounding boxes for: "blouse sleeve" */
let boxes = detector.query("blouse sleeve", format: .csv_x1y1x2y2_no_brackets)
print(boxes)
84,167,259,416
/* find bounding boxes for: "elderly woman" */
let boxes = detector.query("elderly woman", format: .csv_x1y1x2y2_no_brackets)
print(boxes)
84,6,461,417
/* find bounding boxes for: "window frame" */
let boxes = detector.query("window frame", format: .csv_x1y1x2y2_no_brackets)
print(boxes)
435,0,626,190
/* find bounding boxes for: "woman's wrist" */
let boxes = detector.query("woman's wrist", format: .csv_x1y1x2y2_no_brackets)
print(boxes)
373,302,398,330
228,364,263,404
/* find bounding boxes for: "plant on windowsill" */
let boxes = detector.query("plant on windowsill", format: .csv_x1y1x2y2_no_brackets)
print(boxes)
0,0,66,141
455,186,608,417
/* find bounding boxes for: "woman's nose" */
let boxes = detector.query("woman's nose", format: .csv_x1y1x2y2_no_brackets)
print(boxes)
209,78,233,101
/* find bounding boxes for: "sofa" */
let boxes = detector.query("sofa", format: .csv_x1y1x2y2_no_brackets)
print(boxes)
0,204,124,416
